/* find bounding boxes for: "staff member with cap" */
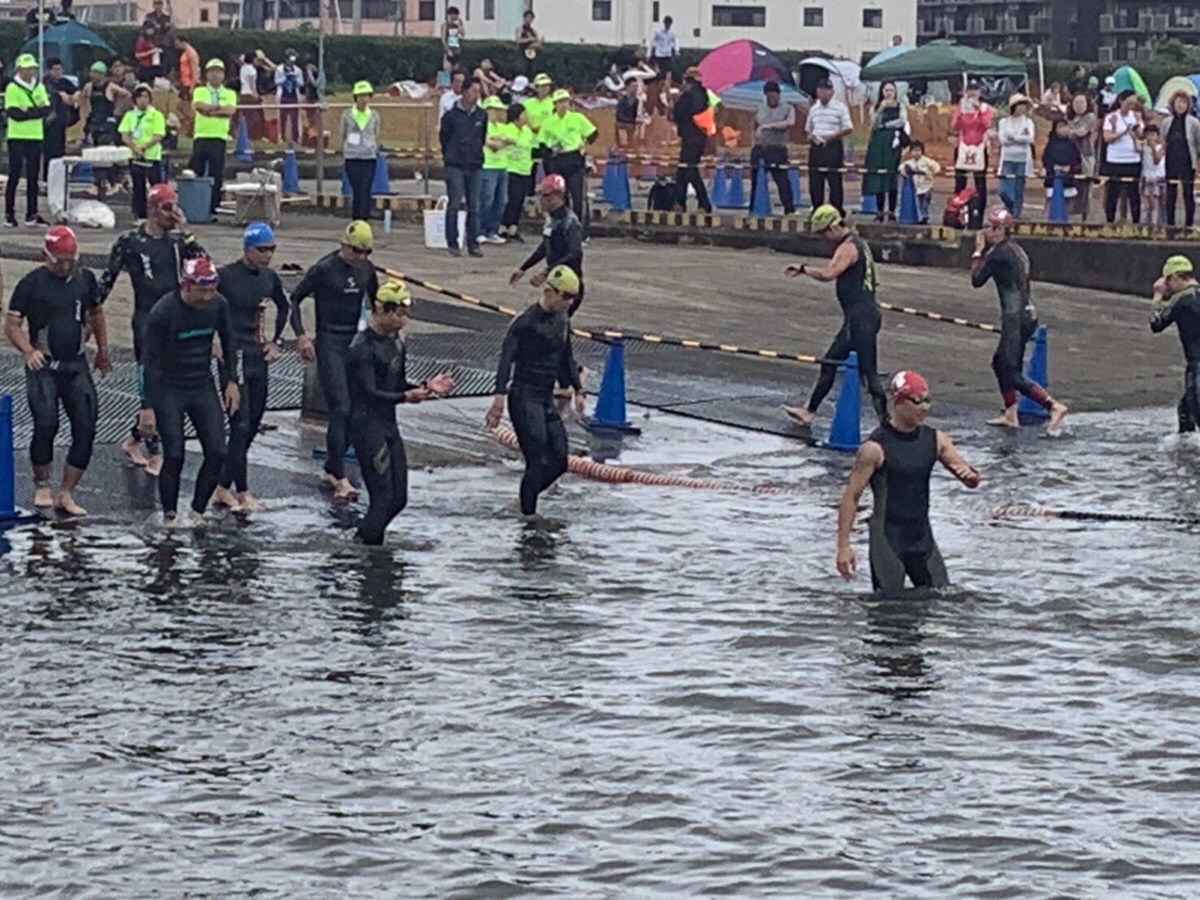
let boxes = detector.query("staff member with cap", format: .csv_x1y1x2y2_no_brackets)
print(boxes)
671,67,713,214
805,78,852,217
119,83,167,219
1150,256,1200,435
480,94,516,244
341,80,381,222
541,89,598,231
289,220,380,500
187,57,238,220
750,80,796,216
4,53,52,228
523,73,556,149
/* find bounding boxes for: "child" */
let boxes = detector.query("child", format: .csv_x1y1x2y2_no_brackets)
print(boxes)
615,76,642,150
900,140,941,224
1042,118,1082,216
1141,123,1165,225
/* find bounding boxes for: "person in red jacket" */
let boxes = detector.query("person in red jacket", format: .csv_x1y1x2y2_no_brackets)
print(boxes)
951,79,995,222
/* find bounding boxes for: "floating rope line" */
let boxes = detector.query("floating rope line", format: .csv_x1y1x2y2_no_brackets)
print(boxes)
982,504,1200,526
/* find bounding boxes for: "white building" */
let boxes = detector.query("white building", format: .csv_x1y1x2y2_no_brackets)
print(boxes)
463,0,917,60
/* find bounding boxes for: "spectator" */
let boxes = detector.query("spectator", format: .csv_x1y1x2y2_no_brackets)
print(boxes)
238,52,264,142
120,83,166,219
442,6,465,73
1102,89,1143,223
671,67,712,213
439,70,465,124
80,61,127,198
1042,117,1081,218
523,73,555,146
951,78,994,224
900,140,940,224
997,93,1035,218
1163,91,1200,227
1068,65,1090,96
862,80,906,221
254,50,276,97
187,59,238,219
1142,123,1166,225
135,24,162,84
1039,81,1066,118
144,0,171,45
541,89,598,229
479,95,515,244
474,58,506,98
748,80,795,215
42,56,78,182
342,81,380,222
109,60,136,119
25,5,55,40
515,10,541,80
615,76,643,150
509,75,529,103
174,33,200,133
648,15,679,75
439,76,486,257
4,53,50,227
500,103,535,241
302,60,322,142
1100,75,1117,111
805,78,852,215
275,49,303,145
1066,93,1097,221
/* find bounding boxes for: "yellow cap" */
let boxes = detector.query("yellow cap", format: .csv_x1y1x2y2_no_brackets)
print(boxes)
352,80,373,96
206,58,225,70
532,73,553,87
14,53,38,69
551,88,571,103
343,219,374,250
811,204,843,232
1163,255,1195,277
546,265,581,296
376,279,412,306
481,95,505,110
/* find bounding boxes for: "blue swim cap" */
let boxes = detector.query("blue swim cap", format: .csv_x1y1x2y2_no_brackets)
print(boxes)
243,221,275,250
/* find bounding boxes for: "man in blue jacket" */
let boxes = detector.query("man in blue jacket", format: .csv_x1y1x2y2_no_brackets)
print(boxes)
438,76,486,258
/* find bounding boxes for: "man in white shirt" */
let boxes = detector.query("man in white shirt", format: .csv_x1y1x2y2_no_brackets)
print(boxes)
439,70,465,124
648,17,679,70
804,79,853,215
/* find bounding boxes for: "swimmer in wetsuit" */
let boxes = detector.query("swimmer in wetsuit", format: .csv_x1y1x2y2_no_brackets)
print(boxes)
142,257,240,527
485,264,585,517
210,222,290,512
4,226,111,516
971,205,1069,434
1150,255,1200,435
346,280,455,545
509,173,585,316
290,220,380,500
836,371,981,595
783,204,889,426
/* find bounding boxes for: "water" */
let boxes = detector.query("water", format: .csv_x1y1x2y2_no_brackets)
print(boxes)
3,405,1200,897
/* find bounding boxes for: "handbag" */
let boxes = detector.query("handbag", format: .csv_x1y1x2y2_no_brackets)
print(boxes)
956,141,986,172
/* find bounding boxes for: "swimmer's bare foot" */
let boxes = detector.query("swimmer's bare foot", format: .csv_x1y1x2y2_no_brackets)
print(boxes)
1046,401,1069,436
333,478,358,500
986,408,1019,428
188,510,209,528
54,491,87,517
236,491,260,511
211,486,240,510
144,454,163,477
783,405,815,426
121,435,149,466
320,471,339,490
33,484,53,508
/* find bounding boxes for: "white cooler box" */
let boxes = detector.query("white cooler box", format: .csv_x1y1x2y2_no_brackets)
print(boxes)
423,196,467,249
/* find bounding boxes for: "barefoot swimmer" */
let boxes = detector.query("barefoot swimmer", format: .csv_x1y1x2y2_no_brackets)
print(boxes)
970,205,1069,435
836,371,981,594
1150,256,1200,436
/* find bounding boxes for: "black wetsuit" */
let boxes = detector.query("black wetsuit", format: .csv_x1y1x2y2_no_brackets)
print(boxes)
495,302,582,516
347,328,418,545
216,260,288,494
1150,284,1200,433
142,290,236,517
807,234,888,421
519,204,585,315
289,252,379,481
7,266,101,472
867,421,949,595
99,226,206,449
971,238,1051,410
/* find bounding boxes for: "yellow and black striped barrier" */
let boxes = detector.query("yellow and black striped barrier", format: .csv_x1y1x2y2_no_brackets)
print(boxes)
878,302,997,333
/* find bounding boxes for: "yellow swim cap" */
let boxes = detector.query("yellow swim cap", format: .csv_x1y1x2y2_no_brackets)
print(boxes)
810,204,842,232
376,279,412,307
1162,255,1195,278
546,265,581,295
343,219,374,250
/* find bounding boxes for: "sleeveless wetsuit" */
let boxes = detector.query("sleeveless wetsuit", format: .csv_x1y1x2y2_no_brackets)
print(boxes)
867,421,949,595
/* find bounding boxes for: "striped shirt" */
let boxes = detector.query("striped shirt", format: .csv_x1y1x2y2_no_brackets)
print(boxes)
805,99,852,142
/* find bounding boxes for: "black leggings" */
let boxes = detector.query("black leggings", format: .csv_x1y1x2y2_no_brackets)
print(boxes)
26,361,97,471
153,383,228,516
131,161,165,220
508,385,568,516
874,188,899,214
992,317,1050,408
345,158,375,221
130,311,161,455
1179,362,1200,434
503,171,533,228
807,310,888,422
352,421,408,545
1104,162,1141,223
1166,167,1196,227
220,350,268,493
548,152,587,232
187,137,227,215
316,331,354,480
6,139,41,221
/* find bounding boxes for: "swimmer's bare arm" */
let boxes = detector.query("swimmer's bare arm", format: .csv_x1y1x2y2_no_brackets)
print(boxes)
787,240,858,283
937,431,981,488
836,440,884,580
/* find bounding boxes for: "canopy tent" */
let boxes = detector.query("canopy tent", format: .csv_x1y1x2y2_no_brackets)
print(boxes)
697,40,795,94
859,40,1025,82
1155,75,1198,111
717,79,808,112
864,43,912,70
796,58,867,107
859,43,913,102
1112,65,1152,105
16,21,116,76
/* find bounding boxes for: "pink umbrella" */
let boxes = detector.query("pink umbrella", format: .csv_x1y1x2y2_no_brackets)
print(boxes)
697,39,795,94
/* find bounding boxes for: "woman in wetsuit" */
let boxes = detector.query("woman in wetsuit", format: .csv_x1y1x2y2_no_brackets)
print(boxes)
836,371,981,595
346,280,454,546
971,205,1069,434
783,204,889,426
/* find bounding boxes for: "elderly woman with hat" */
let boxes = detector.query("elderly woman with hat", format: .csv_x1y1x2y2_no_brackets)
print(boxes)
997,92,1035,218
341,80,381,221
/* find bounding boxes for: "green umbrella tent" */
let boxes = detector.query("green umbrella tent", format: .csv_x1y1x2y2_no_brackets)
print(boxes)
861,40,1026,83
16,21,117,76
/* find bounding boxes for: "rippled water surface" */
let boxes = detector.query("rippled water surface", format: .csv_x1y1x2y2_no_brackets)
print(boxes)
4,405,1200,898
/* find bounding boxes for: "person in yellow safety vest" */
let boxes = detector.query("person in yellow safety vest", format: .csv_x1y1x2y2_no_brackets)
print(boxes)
522,72,555,158
187,58,238,220
540,88,597,234
4,53,51,227
119,83,168,220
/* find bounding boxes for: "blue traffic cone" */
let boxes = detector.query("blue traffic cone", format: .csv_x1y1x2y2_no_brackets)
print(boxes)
601,154,617,203
639,161,657,183
709,166,729,208
234,116,253,163
750,160,773,217
612,157,631,212
282,148,302,194
824,351,862,452
71,161,93,183
341,168,352,197
1048,175,1068,223
898,175,919,224
789,167,804,209
583,340,642,435
724,162,745,208
371,155,391,195
859,193,878,215
0,394,35,526
1018,326,1051,419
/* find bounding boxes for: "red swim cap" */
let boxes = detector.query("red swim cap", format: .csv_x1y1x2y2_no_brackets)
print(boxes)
890,370,929,401
984,204,1014,231
147,183,178,207
44,224,78,259
536,173,566,196
180,256,219,287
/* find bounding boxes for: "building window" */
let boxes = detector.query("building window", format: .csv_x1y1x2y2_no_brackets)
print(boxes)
652,1,659,22
862,8,882,28
953,9,968,30
419,0,434,19
483,0,493,18
200,7,209,20
592,0,611,21
713,5,765,26
1015,8,1030,28
803,6,823,27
